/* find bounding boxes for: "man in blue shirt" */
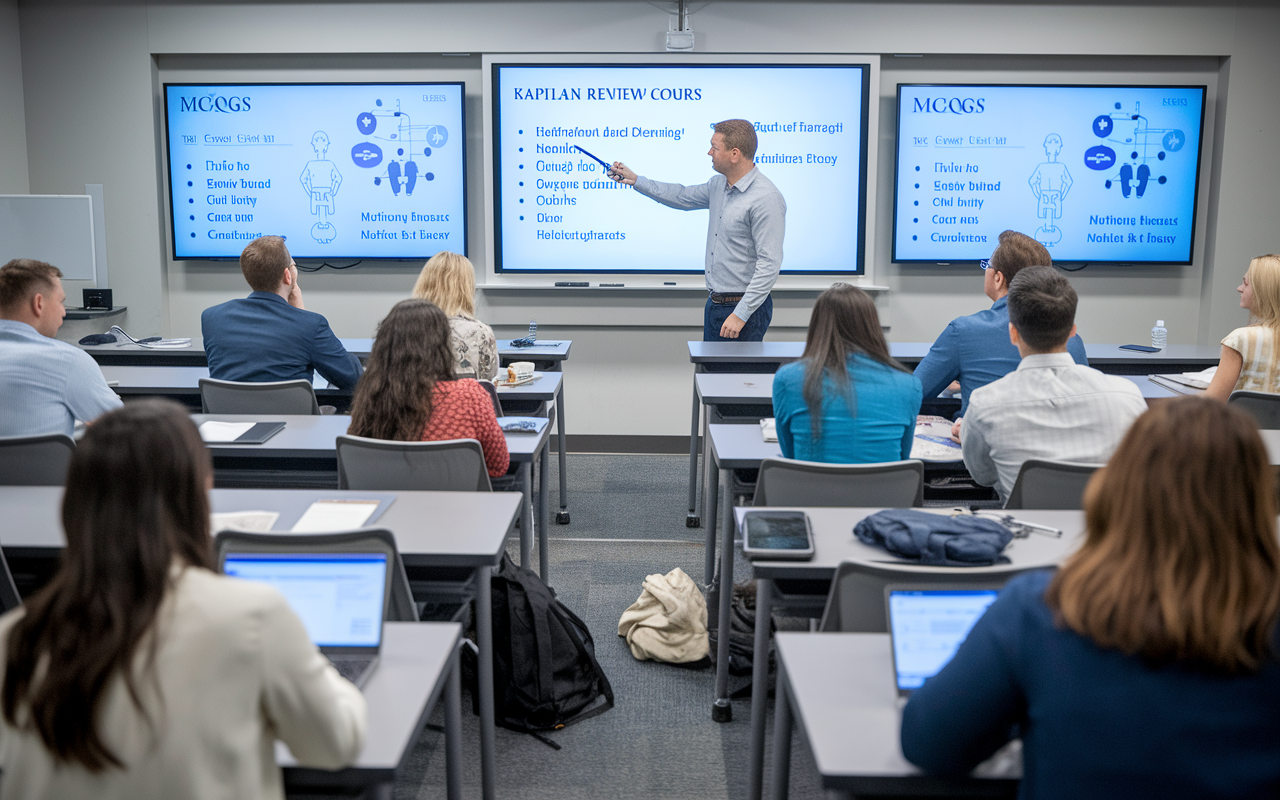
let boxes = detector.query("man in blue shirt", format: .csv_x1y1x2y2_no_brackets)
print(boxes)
913,230,1088,435
202,236,362,390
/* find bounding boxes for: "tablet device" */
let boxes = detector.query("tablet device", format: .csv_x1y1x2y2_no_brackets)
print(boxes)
886,586,1000,697
741,510,814,560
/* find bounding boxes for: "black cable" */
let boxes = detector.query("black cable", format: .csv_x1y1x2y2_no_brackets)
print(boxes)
1058,262,1089,272
294,260,363,272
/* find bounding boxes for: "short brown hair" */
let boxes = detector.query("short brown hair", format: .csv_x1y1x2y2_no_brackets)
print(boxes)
1047,397,1280,673
0,259,62,313
239,236,291,292
412,251,476,317
713,119,757,161
988,230,1051,286
1007,265,1077,351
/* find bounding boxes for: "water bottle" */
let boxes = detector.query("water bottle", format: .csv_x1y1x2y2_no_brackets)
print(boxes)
1151,320,1167,350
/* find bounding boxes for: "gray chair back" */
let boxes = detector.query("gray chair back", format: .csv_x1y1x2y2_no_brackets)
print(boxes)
478,379,505,418
752,457,924,508
213,528,417,622
1228,390,1280,430
1004,459,1103,510
199,377,320,415
0,433,75,486
0,547,21,612
818,559,1039,633
336,434,492,492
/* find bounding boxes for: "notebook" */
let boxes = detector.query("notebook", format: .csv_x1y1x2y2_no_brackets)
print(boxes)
886,587,999,697
222,552,389,688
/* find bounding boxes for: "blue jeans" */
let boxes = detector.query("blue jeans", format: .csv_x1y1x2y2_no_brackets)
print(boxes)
703,294,772,342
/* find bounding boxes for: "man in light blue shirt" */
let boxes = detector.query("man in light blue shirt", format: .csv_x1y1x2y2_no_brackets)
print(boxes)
610,119,786,341
0,259,122,437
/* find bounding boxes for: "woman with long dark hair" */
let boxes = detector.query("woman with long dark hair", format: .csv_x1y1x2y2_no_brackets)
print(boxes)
349,299,509,476
0,400,365,798
902,397,1280,796
771,283,922,462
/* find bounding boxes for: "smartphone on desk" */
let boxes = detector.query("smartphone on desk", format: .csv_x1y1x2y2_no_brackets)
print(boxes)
741,510,815,560
1119,344,1161,353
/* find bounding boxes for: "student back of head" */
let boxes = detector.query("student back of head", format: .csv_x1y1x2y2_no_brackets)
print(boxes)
960,266,1146,503
0,258,121,437
412,251,498,380
1206,254,1280,401
913,230,1088,418
903,397,1280,797
201,235,363,390
771,284,922,463
349,299,510,477
0,399,365,799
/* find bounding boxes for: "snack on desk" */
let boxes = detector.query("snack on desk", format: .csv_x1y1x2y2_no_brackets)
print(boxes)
506,361,535,382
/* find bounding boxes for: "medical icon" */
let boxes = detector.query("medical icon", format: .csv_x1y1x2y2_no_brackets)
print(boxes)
1088,101,1185,199
351,98,447,197
300,131,342,244
1028,133,1072,247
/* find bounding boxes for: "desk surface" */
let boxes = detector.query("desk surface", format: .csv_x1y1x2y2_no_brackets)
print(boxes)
82,337,572,363
708,423,782,468
688,341,1222,366
497,339,572,360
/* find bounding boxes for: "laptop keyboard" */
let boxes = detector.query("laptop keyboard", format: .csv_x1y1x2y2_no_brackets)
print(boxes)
328,656,376,686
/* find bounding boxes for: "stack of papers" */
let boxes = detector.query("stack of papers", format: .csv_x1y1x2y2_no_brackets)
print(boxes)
199,421,256,442
291,499,383,532
211,511,279,532
1149,366,1216,394
760,418,778,443
911,415,963,462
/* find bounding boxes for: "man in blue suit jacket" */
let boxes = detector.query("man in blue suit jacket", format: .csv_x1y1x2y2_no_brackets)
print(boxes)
201,236,362,390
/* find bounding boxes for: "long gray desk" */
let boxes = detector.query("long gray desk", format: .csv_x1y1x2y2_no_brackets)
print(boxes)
737,506,1082,800
281,622,464,799
772,632,1019,799
498,339,573,526
0,487,516,800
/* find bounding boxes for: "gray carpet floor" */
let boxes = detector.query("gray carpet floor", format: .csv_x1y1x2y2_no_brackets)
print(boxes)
384,454,831,800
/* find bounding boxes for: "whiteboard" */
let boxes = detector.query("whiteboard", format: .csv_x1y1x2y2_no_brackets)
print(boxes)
0,195,96,282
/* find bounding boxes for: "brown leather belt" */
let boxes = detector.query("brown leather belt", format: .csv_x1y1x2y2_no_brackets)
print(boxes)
709,292,745,304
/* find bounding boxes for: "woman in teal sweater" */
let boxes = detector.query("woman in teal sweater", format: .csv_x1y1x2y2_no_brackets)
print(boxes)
772,284,922,463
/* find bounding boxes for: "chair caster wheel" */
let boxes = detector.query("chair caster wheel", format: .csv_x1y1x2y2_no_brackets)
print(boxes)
712,700,732,723
556,511,570,525
686,514,701,528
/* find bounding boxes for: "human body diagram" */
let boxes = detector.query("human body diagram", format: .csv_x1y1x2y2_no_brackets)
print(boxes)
1028,133,1071,247
300,131,343,244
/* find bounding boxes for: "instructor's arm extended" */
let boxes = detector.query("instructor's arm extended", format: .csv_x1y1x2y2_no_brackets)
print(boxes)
610,161,712,211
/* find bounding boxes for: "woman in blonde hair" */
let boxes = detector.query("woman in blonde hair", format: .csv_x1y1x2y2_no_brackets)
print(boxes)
902,396,1280,796
1206,253,1280,400
412,251,498,380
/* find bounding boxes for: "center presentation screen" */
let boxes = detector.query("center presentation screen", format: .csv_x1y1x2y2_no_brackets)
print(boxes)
893,84,1205,264
164,83,466,260
491,63,870,275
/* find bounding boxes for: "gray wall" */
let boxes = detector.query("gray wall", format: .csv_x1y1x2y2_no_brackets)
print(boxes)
14,1,1280,434
0,0,28,193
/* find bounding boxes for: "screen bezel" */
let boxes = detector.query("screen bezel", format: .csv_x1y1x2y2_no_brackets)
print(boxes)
891,82,1208,266
162,81,468,262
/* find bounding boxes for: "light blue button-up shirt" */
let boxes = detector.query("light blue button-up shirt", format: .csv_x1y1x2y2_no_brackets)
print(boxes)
0,319,122,437
634,166,786,322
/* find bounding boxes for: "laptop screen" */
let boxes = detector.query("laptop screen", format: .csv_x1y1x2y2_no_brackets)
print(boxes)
223,553,388,648
888,589,999,692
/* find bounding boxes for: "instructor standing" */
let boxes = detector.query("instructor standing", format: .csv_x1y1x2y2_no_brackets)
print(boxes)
609,119,786,341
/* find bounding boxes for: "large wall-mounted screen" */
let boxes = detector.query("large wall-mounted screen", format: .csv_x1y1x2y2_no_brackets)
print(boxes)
893,84,1206,265
491,63,871,275
164,83,466,260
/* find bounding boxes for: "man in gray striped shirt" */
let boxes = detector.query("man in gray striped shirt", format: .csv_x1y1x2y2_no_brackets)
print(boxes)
610,119,786,341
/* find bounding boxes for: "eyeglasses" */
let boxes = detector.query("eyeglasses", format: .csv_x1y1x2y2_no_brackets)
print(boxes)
979,259,991,270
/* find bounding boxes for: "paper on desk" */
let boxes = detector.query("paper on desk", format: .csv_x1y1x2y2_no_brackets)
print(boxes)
291,499,383,532
760,418,778,443
497,416,549,433
1151,366,1216,391
911,415,963,461
199,421,256,442
211,511,280,533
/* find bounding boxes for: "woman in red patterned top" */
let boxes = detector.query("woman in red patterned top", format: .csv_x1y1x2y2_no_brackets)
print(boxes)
349,299,510,477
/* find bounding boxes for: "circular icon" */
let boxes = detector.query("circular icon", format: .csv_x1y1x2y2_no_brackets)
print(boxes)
1083,145,1116,171
1162,130,1185,152
350,142,383,168
425,125,449,148
356,112,377,135
426,172,435,181
1092,115,1113,138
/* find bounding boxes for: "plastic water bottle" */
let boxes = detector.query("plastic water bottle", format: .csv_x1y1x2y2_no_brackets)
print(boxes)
1151,320,1167,350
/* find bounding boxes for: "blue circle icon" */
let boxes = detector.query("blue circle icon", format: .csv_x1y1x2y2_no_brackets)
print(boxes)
1092,115,1113,137
351,142,383,168
356,112,377,135
1162,130,1186,152
1084,145,1116,171
397,148,404,156
424,148,431,156
375,99,383,107
426,173,435,181
425,126,448,148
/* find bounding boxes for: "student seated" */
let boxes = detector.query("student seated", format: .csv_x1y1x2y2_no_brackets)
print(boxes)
0,258,121,437
0,399,366,797
771,284,922,463
1206,253,1280,401
902,397,1280,797
913,230,1088,426
412,251,498,380
348,299,510,477
201,235,362,390
960,266,1145,504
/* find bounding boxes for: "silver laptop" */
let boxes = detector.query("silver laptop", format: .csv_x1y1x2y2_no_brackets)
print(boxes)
886,586,999,698
222,552,389,688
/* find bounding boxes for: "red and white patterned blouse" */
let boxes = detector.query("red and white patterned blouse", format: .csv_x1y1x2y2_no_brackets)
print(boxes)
422,379,510,477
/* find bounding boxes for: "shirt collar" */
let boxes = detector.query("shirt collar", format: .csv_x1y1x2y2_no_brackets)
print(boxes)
0,319,42,338
248,290,288,305
990,296,1008,311
727,165,759,193
1016,352,1077,371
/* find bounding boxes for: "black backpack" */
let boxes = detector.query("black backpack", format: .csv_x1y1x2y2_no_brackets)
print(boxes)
469,554,614,739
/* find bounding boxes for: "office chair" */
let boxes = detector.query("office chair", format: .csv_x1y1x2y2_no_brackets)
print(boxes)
199,377,321,415
337,435,493,491
1228,390,1280,430
1004,459,1102,510
478,379,505,418
752,457,925,508
0,433,75,486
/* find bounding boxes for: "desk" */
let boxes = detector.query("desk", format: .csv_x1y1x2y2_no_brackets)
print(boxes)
80,335,373,367
0,487,516,800
498,339,573,526
282,622,465,800
771,632,1018,799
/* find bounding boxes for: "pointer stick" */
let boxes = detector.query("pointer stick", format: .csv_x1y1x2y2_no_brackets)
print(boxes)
572,145,619,178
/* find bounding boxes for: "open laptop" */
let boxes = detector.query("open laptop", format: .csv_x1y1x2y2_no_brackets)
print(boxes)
222,552,389,688
886,586,1000,698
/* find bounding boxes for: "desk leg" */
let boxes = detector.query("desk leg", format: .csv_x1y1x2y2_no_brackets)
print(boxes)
538,440,550,581
712,461,733,723
520,463,533,570
687,375,702,528
748,578,775,800
703,434,719,585
769,655,793,800
555,382,570,524
476,565,496,800
700,409,713,546
444,643,463,800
